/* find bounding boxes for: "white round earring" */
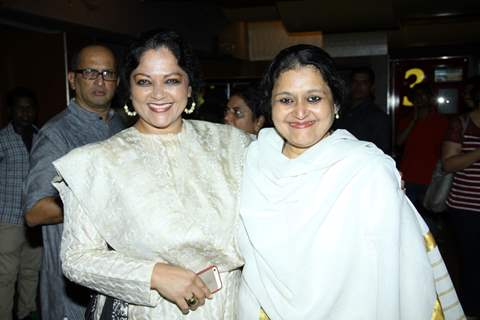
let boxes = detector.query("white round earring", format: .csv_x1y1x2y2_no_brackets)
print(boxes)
184,101,196,114
123,104,137,117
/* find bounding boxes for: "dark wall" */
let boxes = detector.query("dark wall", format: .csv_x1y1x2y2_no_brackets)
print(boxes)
0,25,66,127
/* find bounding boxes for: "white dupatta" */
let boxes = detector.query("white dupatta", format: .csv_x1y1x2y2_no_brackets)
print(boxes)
238,129,463,320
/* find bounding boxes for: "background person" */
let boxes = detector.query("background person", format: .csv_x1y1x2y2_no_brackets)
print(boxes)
442,81,480,318
52,31,251,318
397,83,449,231
224,84,265,135
334,66,391,154
462,76,480,111
237,44,463,320
0,87,41,320
23,44,125,320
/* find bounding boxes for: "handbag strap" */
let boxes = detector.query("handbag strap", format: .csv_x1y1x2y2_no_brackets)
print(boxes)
99,296,128,320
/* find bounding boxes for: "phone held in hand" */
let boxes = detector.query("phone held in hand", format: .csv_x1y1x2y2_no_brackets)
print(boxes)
197,265,222,294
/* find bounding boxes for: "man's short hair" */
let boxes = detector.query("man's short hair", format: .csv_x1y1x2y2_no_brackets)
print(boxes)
69,44,116,71
5,86,38,112
351,66,375,84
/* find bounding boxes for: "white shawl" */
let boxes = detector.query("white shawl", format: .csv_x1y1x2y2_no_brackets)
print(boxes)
237,128,463,320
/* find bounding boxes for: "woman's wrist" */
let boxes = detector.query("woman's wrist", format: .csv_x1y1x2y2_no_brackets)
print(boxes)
150,262,165,289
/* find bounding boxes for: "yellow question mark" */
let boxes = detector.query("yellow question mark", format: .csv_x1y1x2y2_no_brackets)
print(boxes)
402,68,425,107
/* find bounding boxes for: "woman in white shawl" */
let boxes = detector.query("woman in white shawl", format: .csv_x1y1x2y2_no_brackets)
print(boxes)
237,44,464,320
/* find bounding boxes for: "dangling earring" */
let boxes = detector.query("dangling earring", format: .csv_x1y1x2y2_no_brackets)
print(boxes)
334,104,340,119
184,101,196,114
123,104,137,117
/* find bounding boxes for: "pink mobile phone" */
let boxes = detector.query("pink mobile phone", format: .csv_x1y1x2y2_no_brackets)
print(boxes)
197,265,222,294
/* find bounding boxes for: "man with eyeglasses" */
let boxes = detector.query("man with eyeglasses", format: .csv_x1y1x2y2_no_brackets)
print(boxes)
23,45,125,320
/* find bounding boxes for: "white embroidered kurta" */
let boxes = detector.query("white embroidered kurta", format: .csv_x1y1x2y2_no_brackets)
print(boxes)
52,120,251,319
237,128,464,320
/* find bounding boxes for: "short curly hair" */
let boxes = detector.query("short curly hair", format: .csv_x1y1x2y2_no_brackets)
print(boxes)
5,86,38,113
121,30,202,107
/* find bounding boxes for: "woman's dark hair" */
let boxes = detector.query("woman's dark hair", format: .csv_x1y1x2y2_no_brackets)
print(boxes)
470,82,480,108
230,84,263,119
465,76,480,108
121,30,201,106
411,82,434,98
260,44,345,120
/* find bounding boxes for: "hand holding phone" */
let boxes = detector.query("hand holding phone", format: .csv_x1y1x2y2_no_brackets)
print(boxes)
197,265,222,294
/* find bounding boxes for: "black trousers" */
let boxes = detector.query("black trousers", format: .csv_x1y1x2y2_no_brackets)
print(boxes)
448,207,480,316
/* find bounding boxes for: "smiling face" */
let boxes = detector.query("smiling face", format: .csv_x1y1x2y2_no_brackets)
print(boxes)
271,65,336,159
130,47,192,134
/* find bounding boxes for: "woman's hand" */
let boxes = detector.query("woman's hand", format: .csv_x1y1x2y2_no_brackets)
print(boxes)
150,263,212,313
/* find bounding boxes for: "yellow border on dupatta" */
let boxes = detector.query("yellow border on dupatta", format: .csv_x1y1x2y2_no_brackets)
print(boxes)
424,231,437,252
256,233,446,320
259,307,271,320
423,232,445,320
431,297,445,320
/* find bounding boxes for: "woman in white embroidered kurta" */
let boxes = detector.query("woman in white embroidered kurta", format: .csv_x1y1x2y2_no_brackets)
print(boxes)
237,44,464,320
52,31,251,319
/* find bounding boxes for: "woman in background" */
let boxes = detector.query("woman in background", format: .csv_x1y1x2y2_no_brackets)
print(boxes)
442,81,480,318
237,44,463,320
224,84,265,135
52,31,251,319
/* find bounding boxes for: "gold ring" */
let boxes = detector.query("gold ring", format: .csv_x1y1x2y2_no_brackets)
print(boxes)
185,295,198,307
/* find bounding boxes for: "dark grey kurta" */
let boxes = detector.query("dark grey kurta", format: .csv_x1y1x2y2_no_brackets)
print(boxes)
23,99,125,320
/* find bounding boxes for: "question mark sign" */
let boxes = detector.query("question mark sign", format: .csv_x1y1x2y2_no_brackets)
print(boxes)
402,68,425,107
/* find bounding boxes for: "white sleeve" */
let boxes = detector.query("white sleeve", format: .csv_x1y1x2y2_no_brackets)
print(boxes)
57,181,162,307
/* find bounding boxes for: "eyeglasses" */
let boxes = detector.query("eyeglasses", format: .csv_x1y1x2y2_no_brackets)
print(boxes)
74,68,118,81
224,107,245,119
